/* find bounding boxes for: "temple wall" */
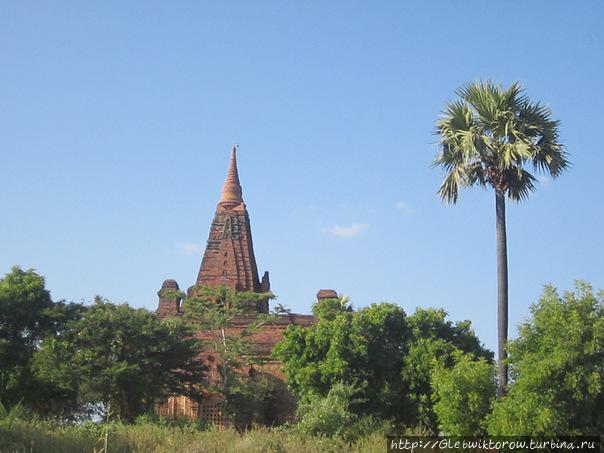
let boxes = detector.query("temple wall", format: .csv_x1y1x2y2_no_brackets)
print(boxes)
155,313,316,425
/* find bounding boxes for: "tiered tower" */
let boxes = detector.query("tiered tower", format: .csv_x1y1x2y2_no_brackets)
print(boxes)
195,145,269,295
157,146,270,317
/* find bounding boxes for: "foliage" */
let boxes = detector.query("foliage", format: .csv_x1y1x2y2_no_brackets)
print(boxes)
401,308,493,431
0,403,29,431
275,300,408,423
0,269,203,422
0,267,55,408
222,370,283,429
433,80,569,396
30,332,83,419
433,80,568,203
0,417,388,453
296,382,382,441
183,285,275,362
276,298,492,430
1,271,285,426
134,412,210,431
63,296,205,422
431,353,496,435
0,267,85,414
271,303,291,315
487,282,604,435
311,294,352,320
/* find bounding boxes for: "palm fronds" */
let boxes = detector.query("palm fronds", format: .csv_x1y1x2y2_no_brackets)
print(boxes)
434,80,568,203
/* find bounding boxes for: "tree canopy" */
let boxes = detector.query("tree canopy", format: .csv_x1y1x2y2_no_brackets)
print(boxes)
431,353,496,435
402,308,493,430
0,266,77,410
66,297,205,421
434,80,568,204
274,297,492,429
0,267,205,422
488,282,604,435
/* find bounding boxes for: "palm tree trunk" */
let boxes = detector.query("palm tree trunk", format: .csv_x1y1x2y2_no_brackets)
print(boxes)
495,190,509,396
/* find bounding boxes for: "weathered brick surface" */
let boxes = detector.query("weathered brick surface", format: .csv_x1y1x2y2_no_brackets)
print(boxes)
195,207,262,292
156,279,182,319
317,289,338,300
195,146,266,294
194,314,316,357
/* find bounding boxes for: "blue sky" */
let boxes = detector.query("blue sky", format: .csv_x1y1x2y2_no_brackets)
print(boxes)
1,1,603,353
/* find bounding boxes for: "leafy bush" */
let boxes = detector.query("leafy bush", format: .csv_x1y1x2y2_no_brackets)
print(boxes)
0,403,28,430
402,308,492,431
296,383,384,441
431,353,496,435
487,282,604,435
296,383,358,438
276,302,492,430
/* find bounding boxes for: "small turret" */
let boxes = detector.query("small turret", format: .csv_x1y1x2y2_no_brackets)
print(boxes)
316,289,338,302
157,279,182,319
261,271,270,292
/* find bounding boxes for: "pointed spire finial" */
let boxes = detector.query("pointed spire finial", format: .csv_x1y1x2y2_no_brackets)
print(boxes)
219,145,243,205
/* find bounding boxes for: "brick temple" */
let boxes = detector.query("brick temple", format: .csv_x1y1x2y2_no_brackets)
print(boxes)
156,146,333,423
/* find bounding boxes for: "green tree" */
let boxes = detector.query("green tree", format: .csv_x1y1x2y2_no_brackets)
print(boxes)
71,297,204,422
402,308,492,431
487,282,604,435
433,80,569,395
311,294,352,321
431,353,496,435
28,301,87,418
222,370,283,428
276,299,492,429
350,302,408,420
182,285,276,427
0,267,54,408
296,382,363,440
275,299,409,422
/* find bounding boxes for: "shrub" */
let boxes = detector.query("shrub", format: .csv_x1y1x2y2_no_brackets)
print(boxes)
431,354,496,435
487,282,604,435
296,383,383,441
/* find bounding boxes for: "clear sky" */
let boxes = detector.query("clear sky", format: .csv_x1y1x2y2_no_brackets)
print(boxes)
2,1,603,354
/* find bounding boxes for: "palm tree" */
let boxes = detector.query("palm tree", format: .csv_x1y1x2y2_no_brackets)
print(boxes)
433,80,569,396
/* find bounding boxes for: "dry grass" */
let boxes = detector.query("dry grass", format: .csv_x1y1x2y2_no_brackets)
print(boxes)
0,420,387,453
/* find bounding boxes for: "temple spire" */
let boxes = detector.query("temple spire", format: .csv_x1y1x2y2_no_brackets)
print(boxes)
219,145,243,205
196,144,265,298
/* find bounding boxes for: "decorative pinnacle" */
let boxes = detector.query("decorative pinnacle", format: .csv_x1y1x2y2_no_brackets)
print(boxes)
219,145,243,204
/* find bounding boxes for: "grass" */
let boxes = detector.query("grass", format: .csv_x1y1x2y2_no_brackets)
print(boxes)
0,420,388,453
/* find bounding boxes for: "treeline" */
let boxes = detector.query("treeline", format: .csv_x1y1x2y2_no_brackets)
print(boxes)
0,267,287,429
1,266,603,438
0,266,204,422
275,286,604,437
